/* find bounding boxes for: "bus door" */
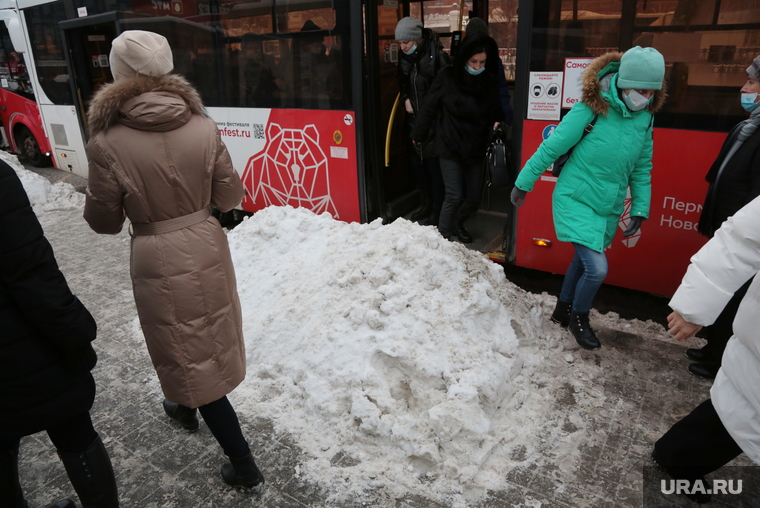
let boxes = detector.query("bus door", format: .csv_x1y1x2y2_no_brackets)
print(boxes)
370,1,416,222
59,13,120,142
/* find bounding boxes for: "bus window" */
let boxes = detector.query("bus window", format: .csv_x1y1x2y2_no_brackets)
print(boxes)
488,1,519,81
225,1,275,34
633,0,760,131
0,23,33,101
24,1,73,105
114,1,349,111
274,1,336,32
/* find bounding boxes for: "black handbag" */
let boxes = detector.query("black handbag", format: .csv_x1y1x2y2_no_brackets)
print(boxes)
551,115,598,177
486,125,511,187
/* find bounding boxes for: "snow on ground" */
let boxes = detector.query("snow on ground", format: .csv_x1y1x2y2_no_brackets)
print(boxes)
220,206,686,506
5,152,84,212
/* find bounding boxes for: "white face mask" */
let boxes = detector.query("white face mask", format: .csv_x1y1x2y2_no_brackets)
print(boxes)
621,89,651,112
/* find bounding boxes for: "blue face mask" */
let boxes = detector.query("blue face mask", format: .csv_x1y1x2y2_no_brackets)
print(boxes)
741,93,760,112
403,44,417,55
465,64,485,76
621,89,652,112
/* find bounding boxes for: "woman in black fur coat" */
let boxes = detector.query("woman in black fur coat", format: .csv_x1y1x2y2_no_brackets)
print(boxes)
410,34,503,242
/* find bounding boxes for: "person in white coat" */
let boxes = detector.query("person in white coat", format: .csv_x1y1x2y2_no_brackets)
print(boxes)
652,193,760,503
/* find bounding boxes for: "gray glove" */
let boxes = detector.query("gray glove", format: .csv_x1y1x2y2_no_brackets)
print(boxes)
510,186,527,207
623,216,644,238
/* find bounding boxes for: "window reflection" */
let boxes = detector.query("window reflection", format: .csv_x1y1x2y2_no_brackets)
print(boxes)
25,0,348,110
25,2,73,105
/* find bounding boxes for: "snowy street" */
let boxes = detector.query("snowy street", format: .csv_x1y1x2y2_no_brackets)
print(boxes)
13,156,754,508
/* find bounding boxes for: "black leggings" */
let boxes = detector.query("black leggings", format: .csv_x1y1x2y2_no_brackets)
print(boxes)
0,411,98,454
197,396,250,460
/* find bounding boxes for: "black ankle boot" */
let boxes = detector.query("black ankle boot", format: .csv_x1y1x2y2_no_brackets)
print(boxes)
419,201,442,227
58,436,119,508
221,453,265,490
551,299,572,327
45,501,76,508
1,443,26,508
163,399,200,432
410,198,432,222
569,310,601,350
453,221,473,243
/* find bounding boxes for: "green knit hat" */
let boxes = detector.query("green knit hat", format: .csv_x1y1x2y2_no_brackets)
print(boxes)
617,46,665,90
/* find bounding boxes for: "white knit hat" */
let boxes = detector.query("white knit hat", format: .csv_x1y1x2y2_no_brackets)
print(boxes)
109,30,173,81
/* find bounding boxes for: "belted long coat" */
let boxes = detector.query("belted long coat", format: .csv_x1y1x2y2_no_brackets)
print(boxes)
83,74,246,408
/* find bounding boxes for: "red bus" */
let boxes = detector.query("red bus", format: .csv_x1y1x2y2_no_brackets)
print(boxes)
0,10,51,166
6,0,756,297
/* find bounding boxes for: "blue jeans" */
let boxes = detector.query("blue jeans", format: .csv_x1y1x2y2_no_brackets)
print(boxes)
559,243,608,314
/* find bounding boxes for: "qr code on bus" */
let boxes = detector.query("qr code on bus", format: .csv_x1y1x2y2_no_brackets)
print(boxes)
253,123,264,140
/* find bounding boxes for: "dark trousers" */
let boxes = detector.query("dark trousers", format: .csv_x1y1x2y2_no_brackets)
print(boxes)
1,412,98,507
700,277,753,366
653,399,743,479
438,157,483,238
197,396,250,460
409,152,444,205
0,411,98,454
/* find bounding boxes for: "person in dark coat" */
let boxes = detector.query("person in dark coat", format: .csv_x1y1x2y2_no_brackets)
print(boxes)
238,33,278,107
0,160,118,508
410,34,503,243
396,16,450,226
464,17,513,126
685,54,760,380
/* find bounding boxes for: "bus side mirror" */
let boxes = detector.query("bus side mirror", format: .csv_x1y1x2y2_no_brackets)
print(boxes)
0,13,27,54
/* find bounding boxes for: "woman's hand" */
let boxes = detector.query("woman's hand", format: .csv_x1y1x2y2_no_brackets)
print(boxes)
412,140,420,146
510,187,527,207
405,99,414,114
667,311,703,341
493,122,501,130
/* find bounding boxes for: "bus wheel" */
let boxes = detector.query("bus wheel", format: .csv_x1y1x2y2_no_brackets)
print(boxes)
16,126,51,167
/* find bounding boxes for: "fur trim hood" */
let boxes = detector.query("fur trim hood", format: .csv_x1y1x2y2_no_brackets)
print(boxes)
581,52,667,115
87,73,205,136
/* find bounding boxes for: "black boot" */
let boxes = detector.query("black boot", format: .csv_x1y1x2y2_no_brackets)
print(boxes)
569,310,601,350
419,201,442,227
453,221,473,243
221,453,265,490
410,198,432,222
58,436,118,508
551,299,572,327
685,347,710,362
1,443,26,508
163,399,200,432
687,362,719,379
45,501,76,508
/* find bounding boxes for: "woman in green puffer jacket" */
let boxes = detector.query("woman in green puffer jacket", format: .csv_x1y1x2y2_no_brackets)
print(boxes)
511,46,667,350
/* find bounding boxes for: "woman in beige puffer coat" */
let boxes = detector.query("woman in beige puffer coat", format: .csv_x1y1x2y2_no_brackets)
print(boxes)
83,30,263,490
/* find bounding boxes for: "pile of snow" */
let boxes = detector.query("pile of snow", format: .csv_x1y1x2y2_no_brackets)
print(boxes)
227,206,547,505
3,151,84,212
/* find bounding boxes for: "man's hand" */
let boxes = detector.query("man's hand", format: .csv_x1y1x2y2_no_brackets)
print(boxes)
667,311,703,341
405,98,414,114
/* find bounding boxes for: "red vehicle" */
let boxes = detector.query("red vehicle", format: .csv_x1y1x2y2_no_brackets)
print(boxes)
508,1,759,297
0,23,52,167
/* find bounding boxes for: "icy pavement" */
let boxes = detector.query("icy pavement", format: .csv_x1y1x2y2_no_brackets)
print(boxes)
15,169,755,507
